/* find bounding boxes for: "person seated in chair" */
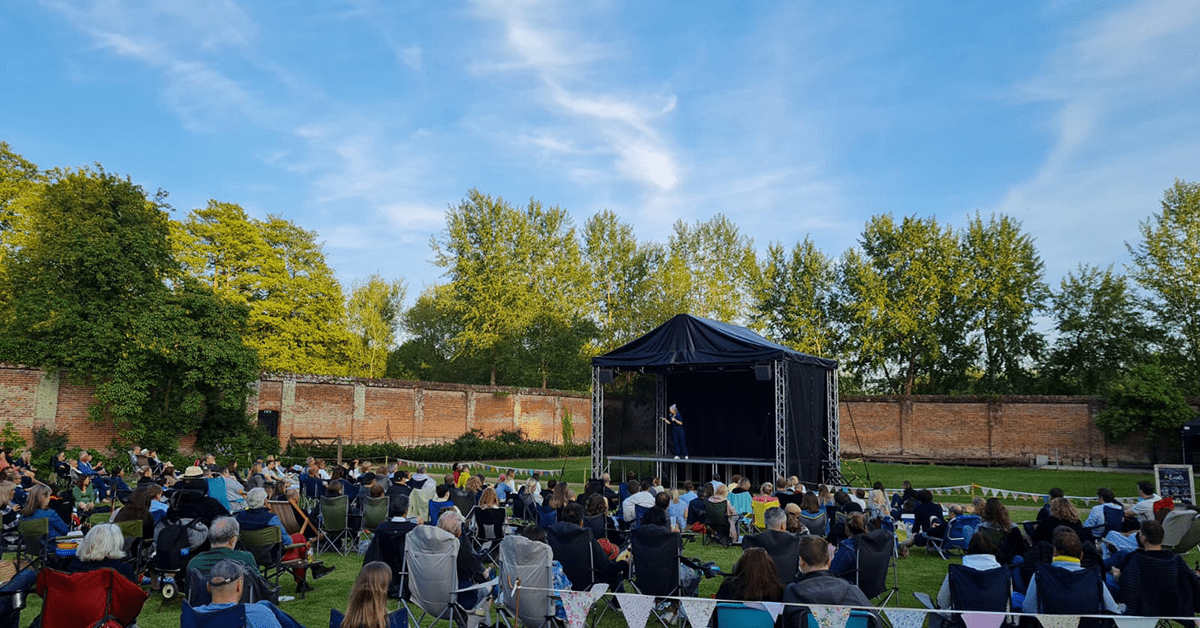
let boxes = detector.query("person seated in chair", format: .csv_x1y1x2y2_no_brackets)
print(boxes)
934,532,1003,609
686,484,712,527
192,559,293,628
830,512,870,578
1129,480,1161,523
550,502,629,588
386,470,412,500
187,516,258,577
427,484,454,524
1112,519,1200,616
1036,487,1064,521
1024,526,1123,614
746,506,803,581
64,523,137,583
23,484,69,537
898,490,946,558
621,481,655,525
1031,498,1088,547
236,488,333,593
782,536,881,628
716,547,785,602
436,510,492,611
1083,487,1124,533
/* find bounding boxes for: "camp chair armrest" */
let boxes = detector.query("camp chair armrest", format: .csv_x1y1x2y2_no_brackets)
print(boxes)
282,542,307,551
453,577,499,595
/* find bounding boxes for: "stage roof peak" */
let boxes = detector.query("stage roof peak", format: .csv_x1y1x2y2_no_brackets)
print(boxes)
592,313,837,371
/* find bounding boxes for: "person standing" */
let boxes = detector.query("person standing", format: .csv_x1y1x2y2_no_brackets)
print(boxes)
661,404,689,459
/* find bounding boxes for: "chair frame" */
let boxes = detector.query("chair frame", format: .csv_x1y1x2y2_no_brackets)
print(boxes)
240,526,308,598
15,518,49,572
317,495,352,556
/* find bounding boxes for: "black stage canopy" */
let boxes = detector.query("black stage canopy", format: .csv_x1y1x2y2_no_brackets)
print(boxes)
590,314,841,485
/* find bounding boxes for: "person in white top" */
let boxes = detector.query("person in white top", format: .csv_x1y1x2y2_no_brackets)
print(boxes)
621,480,656,523
936,534,1004,609
1129,480,1161,522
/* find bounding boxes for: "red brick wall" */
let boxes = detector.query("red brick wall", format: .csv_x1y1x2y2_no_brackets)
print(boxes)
0,365,1163,464
840,396,1155,465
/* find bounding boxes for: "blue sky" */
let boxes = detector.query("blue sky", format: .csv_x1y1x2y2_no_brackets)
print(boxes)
2,0,1198,302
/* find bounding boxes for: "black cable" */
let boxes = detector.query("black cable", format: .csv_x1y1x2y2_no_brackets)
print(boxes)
844,402,870,485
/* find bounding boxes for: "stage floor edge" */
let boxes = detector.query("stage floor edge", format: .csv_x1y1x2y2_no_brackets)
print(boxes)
608,455,773,466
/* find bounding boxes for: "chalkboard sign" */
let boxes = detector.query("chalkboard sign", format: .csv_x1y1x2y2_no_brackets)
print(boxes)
1155,464,1196,505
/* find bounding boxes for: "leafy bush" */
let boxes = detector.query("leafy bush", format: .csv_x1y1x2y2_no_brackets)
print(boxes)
0,422,26,453
284,428,588,463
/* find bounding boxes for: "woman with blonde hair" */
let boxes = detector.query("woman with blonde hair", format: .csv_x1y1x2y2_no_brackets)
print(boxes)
1031,497,1087,546
465,474,484,500
817,484,834,508
337,561,397,628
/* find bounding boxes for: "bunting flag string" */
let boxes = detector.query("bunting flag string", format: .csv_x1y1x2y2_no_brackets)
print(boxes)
387,457,563,477
1113,618,1159,628
559,590,595,628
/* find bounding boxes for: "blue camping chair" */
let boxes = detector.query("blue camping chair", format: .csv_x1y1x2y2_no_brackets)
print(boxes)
206,477,232,512
427,499,455,526
536,503,558,528
633,504,651,529
182,601,304,628
715,603,773,628
928,515,980,559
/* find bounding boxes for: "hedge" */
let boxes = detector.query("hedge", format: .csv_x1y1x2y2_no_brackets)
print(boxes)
282,429,589,464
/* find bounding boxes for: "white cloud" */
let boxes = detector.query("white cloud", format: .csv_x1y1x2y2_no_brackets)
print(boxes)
468,0,682,192
996,0,1200,280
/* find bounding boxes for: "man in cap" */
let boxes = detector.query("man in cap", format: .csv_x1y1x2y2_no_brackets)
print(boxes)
192,559,293,627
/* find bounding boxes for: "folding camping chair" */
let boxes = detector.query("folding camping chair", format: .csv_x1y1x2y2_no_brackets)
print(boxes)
714,603,775,628
914,564,1010,628
629,525,684,628
704,500,735,546
15,518,49,571
847,528,899,606
34,567,149,628
545,524,622,627
740,531,800,583
360,495,391,548
497,534,570,628
402,525,496,628
239,526,309,598
797,511,827,537
317,495,352,556
927,515,980,559
469,507,507,562
269,498,317,539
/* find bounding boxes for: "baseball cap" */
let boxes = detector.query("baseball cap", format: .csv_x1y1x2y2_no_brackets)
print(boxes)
208,559,244,586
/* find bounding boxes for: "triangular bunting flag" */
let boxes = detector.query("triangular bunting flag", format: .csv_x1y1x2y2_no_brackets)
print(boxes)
760,602,784,621
1114,618,1158,628
680,598,717,627
559,590,594,628
614,594,654,628
810,605,851,628
961,611,1005,628
883,608,926,628
1035,615,1080,628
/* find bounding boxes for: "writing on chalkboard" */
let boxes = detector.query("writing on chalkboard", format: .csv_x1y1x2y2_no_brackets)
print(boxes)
1156,464,1196,504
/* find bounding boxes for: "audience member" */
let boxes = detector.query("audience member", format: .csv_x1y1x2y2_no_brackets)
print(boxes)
898,490,945,558
716,547,785,602
24,484,69,537
708,484,739,540
1031,498,1088,546
550,502,629,587
934,533,1002,610
1024,526,1122,614
337,561,394,628
1116,519,1200,616
830,512,869,577
520,525,572,621
1036,487,1064,520
782,536,881,628
65,523,137,583
622,481,655,524
187,516,258,576
192,559,293,628
437,510,491,610
1083,487,1124,532
1130,480,1161,523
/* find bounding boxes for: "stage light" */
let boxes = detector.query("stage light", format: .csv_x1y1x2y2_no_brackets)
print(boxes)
754,364,772,380
598,368,615,383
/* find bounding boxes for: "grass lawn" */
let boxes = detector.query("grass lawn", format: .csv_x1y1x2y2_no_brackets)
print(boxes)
13,457,1169,626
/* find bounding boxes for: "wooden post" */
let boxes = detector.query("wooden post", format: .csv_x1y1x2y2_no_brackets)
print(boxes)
337,436,343,466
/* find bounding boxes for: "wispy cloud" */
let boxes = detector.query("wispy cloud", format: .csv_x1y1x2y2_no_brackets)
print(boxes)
468,0,681,192
997,0,1200,278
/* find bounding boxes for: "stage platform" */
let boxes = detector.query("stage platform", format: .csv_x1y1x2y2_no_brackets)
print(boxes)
608,455,776,488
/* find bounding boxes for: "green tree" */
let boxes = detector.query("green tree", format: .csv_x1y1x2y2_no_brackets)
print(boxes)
838,214,970,394
962,213,1048,392
584,210,674,352
431,189,589,385
1128,179,1200,393
347,273,407,378
387,284,489,383
1041,265,1154,395
665,215,759,323
0,167,258,452
753,238,838,357
1096,362,1195,462
0,141,44,239
173,202,355,375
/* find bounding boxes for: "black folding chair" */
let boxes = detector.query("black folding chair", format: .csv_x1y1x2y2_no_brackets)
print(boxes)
469,507,506,561
740,531,800,583
629,526,683,628
240,527,309,598
848,528,898,606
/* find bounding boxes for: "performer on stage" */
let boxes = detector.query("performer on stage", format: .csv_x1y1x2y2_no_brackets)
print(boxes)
661,403,689,459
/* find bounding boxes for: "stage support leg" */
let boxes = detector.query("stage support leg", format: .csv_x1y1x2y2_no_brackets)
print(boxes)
591,367,604,479
774,359,787,482
655,375,666,482
824,368,845,485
